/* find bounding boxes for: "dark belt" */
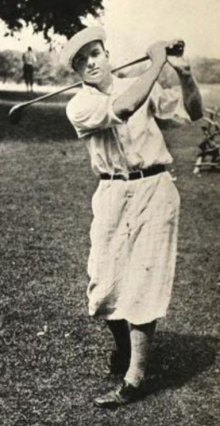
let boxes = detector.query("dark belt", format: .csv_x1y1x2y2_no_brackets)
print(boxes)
100,165,166,181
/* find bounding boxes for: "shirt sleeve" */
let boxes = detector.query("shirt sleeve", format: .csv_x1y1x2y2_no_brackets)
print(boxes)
150,82,191,123
66,90,123,139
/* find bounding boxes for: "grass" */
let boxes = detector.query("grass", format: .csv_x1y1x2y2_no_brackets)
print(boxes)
0,86,220,426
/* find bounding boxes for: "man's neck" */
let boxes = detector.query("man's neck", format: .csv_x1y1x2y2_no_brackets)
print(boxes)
86,73,113,94
98,74,113,94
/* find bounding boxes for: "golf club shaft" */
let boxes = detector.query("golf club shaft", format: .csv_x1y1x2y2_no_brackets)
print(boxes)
11,55,149,110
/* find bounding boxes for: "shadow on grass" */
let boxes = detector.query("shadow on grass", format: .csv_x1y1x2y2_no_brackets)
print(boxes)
0,89,74,103
0,91,77,142
143,331,218,395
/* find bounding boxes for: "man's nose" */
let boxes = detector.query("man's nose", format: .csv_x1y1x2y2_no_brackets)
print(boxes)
87,55,95,68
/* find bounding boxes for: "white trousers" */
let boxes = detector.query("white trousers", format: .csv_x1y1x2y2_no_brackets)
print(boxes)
87,171,180,325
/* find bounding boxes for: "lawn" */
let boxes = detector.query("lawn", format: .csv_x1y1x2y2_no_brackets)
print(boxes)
0,85,220,426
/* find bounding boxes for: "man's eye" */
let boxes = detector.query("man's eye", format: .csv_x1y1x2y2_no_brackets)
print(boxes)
76,57,86,66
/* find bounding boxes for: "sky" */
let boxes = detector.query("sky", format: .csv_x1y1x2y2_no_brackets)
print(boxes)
0,0,220,63
102,0,220,65
0,20,66,52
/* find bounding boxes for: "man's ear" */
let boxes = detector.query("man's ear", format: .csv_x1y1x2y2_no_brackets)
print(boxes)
105,50,109,59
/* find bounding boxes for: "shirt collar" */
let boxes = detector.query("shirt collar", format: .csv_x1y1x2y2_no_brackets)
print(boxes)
83,75,118,96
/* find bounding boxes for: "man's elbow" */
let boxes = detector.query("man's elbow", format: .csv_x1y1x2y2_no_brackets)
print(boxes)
113,104,133,121
113,96,139,121
189,106,203,121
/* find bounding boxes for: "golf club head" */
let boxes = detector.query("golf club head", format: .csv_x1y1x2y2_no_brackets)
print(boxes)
166,40,185,57
9,103,25,125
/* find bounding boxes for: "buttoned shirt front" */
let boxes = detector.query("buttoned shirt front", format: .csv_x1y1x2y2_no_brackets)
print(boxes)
66,75,190,178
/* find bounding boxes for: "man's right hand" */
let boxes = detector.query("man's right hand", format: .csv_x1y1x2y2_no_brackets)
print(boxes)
146,41,167,67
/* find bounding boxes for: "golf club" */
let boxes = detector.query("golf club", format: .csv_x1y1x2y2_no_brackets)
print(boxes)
9,40,185,125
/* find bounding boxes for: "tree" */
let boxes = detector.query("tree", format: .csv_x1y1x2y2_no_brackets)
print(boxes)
0,0,104,40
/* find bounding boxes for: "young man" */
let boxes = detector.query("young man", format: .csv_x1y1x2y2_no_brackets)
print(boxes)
61,26,202,408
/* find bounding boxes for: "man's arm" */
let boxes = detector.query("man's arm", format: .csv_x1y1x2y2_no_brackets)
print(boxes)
32,53,37,64
113,42,167,120
169,61,203,121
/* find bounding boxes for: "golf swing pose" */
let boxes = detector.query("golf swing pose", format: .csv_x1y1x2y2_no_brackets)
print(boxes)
61,26,202,408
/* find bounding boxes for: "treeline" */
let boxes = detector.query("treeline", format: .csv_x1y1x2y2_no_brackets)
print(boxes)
0,49,220,86
191,58,220,84
118,57,220,87
0,50,80,86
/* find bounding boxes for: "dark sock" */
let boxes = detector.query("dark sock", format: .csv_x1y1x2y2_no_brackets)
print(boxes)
106,320,131,357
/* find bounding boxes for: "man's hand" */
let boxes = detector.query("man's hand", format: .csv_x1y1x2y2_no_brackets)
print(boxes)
165,39,185,57
146,39,185,68
146,41,167,68
168,56,192,78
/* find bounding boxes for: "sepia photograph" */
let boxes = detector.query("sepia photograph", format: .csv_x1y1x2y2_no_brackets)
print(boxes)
0,0,220,425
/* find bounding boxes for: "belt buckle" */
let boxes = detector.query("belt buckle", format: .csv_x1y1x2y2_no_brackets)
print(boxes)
113,173,127,181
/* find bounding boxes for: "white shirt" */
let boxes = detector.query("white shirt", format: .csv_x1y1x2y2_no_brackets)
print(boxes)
66,75,190,177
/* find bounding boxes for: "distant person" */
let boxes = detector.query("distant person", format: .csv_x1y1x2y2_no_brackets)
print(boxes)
22,47,37,93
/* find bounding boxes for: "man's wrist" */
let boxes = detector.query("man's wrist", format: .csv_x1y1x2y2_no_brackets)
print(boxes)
151,58,166,75
174,65,192,80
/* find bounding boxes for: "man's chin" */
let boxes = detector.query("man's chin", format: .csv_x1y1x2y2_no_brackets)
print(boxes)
84,73,103,86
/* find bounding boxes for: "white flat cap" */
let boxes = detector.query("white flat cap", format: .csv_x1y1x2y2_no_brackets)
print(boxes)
60,26,106,66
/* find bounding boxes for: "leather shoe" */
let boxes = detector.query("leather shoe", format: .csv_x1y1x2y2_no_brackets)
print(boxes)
94,380,143,408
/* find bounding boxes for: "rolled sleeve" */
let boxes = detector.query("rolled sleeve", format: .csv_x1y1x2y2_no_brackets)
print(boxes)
66,90,123,139
151,82,190,123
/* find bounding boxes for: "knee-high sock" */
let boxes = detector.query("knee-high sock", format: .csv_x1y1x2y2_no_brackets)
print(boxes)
106,320,131,356
124,321,156,387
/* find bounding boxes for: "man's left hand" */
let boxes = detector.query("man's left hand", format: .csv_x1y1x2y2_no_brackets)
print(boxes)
167,56,192,77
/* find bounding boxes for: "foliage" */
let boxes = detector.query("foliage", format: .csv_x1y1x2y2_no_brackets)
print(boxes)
191,57,220,84
0,0,104,39
120,57,220,88
0,50,22,82
0,49,80,86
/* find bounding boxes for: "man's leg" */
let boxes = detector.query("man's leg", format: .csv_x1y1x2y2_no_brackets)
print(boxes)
106,320,131,375
124,320,156,387
30,68,34,93
94,320,156,407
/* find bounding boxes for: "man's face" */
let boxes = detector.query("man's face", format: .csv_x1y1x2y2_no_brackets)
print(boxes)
72,41,111,86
